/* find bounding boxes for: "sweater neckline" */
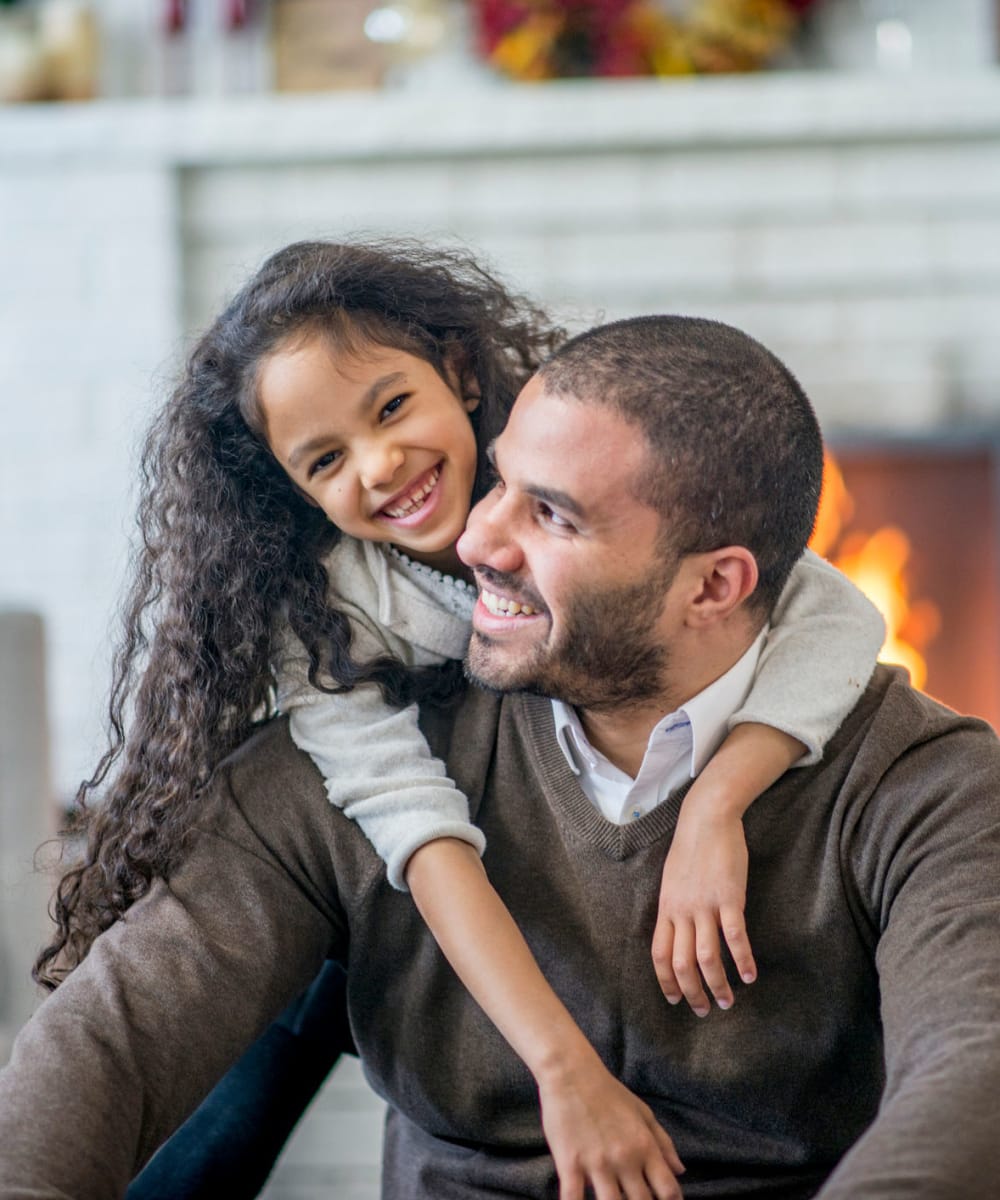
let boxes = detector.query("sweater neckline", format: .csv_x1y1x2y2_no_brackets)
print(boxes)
516,694,692,859
386,546,475,592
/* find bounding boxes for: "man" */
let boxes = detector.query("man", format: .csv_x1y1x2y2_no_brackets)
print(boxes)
2,317,999,1198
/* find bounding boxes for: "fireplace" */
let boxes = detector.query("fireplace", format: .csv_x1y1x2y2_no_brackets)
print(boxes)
810,432,1000,734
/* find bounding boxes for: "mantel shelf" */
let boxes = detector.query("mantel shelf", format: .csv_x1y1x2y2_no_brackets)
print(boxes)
2,71,1000,166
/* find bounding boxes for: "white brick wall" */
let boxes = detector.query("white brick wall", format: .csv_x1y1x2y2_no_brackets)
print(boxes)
1,162,181,808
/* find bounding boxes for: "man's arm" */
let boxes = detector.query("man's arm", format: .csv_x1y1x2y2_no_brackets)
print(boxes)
820,701,1000,1197
0,720,346,1200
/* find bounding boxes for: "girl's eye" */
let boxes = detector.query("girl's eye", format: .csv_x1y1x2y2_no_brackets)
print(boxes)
380,394,408,421
307,450,341,478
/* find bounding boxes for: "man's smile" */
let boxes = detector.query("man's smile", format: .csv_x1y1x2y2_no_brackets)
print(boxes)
480,588,538,617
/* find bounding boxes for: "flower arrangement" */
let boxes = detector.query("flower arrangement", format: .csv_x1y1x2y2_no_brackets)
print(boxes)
473,0,822,80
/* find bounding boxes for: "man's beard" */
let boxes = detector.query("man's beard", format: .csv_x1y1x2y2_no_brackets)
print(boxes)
465,560,677,712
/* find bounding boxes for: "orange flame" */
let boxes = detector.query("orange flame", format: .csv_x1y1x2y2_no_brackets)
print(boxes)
809,452,940,690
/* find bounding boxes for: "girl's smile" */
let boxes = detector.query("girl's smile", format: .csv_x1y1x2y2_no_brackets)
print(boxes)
378,462,443,525
258,334,479,574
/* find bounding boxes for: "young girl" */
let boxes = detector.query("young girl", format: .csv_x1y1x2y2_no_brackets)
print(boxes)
39,238,884,1194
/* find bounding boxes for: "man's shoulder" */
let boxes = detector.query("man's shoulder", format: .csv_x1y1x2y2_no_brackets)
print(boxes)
820,665,1000,857
207,717,334,847
832,663,999,769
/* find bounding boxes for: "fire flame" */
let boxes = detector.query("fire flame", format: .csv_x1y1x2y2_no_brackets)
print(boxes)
809,453,940,690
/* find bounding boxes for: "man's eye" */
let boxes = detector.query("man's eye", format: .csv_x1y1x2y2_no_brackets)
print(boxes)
539,503,573,530
380,394,408,421
308,450,341,478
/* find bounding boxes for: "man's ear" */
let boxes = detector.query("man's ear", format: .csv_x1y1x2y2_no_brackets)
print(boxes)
686,547,759,626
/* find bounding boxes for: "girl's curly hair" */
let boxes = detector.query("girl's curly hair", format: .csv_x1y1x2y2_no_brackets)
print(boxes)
34,237,563,990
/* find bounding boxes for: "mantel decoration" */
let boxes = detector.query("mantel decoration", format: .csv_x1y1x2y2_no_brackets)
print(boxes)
473,0,822,80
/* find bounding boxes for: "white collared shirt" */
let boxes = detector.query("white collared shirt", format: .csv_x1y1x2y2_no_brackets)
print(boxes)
551,628,768,824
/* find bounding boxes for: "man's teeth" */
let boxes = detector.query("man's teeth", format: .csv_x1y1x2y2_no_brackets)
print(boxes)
481,588,537,618
384,467,440,518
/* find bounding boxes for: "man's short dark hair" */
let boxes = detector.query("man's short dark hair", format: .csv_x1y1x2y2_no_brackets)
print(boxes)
538,315,824,616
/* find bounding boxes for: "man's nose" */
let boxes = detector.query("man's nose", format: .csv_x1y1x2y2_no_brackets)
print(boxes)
358,441,404,491
457,489,523,575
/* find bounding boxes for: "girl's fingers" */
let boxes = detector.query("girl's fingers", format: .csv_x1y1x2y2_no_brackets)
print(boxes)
649,1117,685,1177
641,1119,684,1200
720,902,757,985
620,1166,656,1200
671,920,711,1016
644,1155,684,1200
694,912,734,1011
651,917,682,1004
593,1168,642,1200
557,1165,584,1200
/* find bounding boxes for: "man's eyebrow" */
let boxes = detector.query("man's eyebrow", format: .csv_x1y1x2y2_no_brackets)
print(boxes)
287,372,407,470
527,486,586,519
488,439,585,517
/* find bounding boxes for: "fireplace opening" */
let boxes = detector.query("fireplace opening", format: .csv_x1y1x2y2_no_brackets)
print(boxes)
809,432,1000,734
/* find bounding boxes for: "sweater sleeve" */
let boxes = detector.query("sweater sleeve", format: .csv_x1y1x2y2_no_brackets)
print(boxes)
817,704,1000,1197
729,548,885,764
0,722,343,1199
275,620,485,893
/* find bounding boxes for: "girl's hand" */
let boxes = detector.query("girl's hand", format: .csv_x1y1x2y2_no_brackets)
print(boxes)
537,1053,685,1200
651,803,755,1015
650,723,805,1014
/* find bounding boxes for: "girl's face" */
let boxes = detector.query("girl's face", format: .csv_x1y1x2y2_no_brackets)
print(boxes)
259,333,479,574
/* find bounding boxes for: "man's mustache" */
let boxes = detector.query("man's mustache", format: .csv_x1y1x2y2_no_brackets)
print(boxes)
474,565,548,616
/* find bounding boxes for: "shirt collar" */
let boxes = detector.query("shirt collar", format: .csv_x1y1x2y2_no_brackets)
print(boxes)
551,626,768,782
681,626,768,775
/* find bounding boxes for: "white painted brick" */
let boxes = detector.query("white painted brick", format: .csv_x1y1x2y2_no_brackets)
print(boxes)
837,143,1000,213
546,227,740,297
439,231,557,302
3,382,96,440
952,344,1000,420
185,162,460,237
791,345,950,432
742,220,932,291
640,146,839,221
668,298,843,349
838,289,1000,348
456,154,644,226
930,219,1000,278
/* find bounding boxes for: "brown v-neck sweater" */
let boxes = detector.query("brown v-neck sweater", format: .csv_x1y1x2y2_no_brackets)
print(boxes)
2,666,1000,1198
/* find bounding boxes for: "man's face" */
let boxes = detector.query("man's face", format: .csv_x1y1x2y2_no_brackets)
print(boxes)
456,377,684,711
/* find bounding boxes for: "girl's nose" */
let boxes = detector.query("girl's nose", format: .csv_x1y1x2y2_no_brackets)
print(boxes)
358,442,405,491
457,489,523,575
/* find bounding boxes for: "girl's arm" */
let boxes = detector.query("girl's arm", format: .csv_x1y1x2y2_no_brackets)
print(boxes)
652,549,885,1012
407,840,684,1200
277,634,684,1198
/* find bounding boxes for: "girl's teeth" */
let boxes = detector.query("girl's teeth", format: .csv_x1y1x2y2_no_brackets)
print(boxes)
384,468,440,518
482,588,537,617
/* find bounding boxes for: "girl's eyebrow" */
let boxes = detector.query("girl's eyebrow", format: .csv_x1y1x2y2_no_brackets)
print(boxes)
288,434,337,472
362,371,408,408
287,371,409,470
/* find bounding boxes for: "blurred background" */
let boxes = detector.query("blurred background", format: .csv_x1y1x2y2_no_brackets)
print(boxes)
2,1,1000,1195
